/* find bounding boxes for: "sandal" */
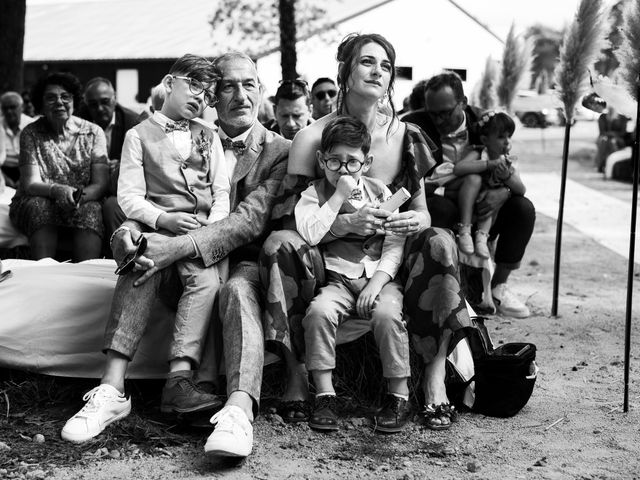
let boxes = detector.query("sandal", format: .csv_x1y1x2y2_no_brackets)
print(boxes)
423,403,457,431
277,399,311,423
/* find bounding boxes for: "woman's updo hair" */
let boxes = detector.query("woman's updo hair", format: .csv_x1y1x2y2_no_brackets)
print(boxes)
474,110,516,138
31,72,83,114
336,32,397,119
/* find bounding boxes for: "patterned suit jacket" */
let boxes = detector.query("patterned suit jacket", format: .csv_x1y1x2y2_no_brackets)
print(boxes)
190,122,290,267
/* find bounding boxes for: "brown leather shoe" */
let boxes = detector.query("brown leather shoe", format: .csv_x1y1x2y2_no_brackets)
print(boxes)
309,395,339,431
373,394,411,433
160,375,224,414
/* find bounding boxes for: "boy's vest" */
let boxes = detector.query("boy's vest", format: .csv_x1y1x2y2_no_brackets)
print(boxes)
313,177,388,268
134,119,214,221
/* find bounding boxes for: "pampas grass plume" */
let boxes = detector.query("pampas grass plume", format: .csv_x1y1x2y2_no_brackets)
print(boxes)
497,24,532,112
555,0,605,121
477,56,498,110
616,0,640,100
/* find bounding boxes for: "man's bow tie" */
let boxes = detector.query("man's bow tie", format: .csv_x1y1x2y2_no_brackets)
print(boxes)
164,120,190,134
222,137,247,155
443,129,468,142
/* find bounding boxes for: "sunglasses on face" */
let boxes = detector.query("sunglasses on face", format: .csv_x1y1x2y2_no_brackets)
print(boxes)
323,156,365,173
314,90,337,101
172,75,218,108
114,235,148,276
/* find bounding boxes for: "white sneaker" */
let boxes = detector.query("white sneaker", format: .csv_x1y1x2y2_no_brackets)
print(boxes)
492,283,530,318
61,384,131,443
204,405,253,458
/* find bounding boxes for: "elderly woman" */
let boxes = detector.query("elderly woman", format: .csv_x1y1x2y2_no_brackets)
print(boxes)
10,72,109,261
260,33,471,431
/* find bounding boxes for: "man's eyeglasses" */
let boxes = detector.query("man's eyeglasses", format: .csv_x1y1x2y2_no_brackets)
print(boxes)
172,75,217,107
426,102,460,120
43,93,74,105
86,98,115,109
323,157,365,173
314,90,337,101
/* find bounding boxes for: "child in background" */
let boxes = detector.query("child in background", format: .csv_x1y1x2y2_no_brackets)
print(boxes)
61,54,230,443
453,110,526,258
295,116,411,434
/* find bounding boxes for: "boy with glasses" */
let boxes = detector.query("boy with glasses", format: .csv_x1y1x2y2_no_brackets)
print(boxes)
61,54,230,443
294,116,411,433
310,77,338,120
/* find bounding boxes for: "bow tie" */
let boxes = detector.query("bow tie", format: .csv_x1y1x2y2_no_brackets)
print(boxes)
221,137,247,155
348,188,363,201
164,120,190,134
443,129,468,142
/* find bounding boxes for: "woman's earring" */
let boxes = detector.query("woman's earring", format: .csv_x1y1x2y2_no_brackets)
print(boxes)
378,91,388,107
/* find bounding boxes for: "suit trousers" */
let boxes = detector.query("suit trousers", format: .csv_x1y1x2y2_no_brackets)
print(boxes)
302,272,409,379
217,260,265,407
103,258,220,367
427,194,535,270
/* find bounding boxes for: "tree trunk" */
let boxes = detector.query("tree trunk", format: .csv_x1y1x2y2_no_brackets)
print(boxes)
279,0,298,80
0,0,26,93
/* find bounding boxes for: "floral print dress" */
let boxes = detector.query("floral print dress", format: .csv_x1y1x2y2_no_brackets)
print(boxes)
10,116,107,238
259,122,471,364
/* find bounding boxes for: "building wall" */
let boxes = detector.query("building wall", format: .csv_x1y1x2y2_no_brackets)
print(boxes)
256,0,505,106
24,59,174,110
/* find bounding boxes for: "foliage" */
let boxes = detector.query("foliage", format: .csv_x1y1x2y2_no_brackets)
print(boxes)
554,0,605,121
525,24,564,90
497,24,532,112
209,0,335,59
616,0,640,100
474,56,499,110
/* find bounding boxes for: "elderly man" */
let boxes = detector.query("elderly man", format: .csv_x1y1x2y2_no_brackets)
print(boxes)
0,92,36,185
105,52,289,458
266,79,312,140
80,77,140,238
310,77,337,120
403,71,535,318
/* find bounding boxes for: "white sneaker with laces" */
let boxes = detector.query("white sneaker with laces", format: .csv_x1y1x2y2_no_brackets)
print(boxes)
61,384,131,443
492,283,530,318
204,405,253,458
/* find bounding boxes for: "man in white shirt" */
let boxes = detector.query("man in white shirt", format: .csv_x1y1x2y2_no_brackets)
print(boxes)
0,92,36,186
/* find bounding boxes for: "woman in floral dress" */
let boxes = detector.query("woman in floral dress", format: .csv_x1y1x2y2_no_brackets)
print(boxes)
10,72,109,261
260,33,471,430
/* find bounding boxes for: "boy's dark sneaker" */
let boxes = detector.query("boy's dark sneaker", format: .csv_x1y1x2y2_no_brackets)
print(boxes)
309,395,339,431
373,394,411,433
160,375,224,414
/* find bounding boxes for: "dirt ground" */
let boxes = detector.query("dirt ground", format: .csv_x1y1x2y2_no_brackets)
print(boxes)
2,123,640,479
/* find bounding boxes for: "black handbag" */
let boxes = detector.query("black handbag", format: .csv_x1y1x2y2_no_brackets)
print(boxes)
447,318,538,417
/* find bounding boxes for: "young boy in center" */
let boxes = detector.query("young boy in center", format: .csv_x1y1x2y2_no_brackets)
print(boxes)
295,116,411,434
61,54,230,443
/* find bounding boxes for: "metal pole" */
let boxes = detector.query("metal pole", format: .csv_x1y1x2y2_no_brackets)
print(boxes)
623,82,640,413
552,122,572,316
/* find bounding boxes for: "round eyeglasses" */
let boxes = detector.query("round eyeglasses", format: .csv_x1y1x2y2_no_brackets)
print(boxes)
43,92,74,105
323,157,365,173
172,75,218,107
